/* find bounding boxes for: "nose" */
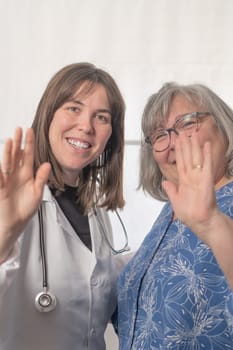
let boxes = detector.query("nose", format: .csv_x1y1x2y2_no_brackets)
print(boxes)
76,112,94,134
169,128,179,149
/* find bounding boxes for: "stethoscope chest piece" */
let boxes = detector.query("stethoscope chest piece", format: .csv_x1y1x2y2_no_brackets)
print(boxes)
36,205,57,312
35,290,57,312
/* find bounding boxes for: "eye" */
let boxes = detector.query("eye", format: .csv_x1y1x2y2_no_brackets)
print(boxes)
94,113,111,124
67,106,81,113
179,118,196,129
173,114,197,131
154,131,168,143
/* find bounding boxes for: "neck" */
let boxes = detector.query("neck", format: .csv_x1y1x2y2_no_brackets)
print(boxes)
63,172,80,187
214,175,233,190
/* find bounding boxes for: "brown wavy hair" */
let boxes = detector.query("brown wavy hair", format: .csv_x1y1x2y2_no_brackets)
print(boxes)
32,62,125,214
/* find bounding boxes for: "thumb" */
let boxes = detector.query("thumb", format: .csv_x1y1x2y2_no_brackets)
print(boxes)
162,180,177,202
34,163,51,193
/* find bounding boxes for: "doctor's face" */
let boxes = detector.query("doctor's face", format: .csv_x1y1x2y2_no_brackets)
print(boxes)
49,83,112,186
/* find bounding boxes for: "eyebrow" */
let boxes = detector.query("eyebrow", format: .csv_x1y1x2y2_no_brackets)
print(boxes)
156,113,190,130
69,99,112,115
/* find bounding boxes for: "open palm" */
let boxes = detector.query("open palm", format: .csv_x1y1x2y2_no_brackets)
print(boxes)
162,133,218,235
0,128,51,261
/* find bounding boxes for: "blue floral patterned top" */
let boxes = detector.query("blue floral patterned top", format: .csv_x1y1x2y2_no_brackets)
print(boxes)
117,182,233,349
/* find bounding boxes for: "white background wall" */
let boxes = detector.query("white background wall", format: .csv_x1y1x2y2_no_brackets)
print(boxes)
1,0,233,348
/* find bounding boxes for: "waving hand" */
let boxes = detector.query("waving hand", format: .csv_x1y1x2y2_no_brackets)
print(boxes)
0,127,51,263
162,132,219,237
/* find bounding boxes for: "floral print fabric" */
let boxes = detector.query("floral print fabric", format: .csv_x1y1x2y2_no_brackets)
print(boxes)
118,182,233,349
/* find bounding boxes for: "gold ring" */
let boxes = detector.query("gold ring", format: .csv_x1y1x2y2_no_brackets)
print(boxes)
194,164,202,170
2,169,11,175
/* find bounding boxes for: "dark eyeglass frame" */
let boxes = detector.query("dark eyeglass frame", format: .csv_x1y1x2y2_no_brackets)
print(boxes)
145,112,211,152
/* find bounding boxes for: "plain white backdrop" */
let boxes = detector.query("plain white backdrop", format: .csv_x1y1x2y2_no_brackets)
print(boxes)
1,0,233,348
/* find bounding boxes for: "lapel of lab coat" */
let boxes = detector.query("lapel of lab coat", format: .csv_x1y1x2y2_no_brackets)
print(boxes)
41,186,111,269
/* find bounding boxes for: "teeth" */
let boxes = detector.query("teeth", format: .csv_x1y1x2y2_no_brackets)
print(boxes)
68,139,90,149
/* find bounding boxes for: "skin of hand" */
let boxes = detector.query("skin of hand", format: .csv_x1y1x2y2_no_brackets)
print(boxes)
0,127,51,263
162,132,233,289
162,132,219,234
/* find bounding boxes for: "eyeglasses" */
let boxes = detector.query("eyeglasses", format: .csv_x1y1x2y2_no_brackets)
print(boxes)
145,112,211,152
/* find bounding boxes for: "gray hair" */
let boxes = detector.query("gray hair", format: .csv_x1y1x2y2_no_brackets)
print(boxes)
139,82,233,201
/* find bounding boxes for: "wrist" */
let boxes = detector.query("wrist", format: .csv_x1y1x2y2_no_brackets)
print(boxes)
194,210,231,247
0,231,17,264
0,247,14,264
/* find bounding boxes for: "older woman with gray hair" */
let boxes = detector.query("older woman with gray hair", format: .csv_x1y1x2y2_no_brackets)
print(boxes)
117,82,233,349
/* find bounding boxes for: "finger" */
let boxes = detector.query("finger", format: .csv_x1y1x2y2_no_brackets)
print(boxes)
162,179,177,201
1,138,13,175
202,141,214,182
180,134,194,172
0,164,5,187
34,163,51,194
22,128,35,172
11,127,23,169
175,134,187,175
190,132,203,170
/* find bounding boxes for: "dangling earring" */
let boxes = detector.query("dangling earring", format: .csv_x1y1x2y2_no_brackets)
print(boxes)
94,141,112,169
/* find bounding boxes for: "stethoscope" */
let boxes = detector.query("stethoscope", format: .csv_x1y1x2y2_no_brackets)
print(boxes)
35,204,130,312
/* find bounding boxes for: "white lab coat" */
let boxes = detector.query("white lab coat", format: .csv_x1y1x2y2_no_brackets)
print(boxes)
0,186,120,350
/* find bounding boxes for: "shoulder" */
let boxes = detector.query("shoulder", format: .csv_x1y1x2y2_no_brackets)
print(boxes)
217,181,233,217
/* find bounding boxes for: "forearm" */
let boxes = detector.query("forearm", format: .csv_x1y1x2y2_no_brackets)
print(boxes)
0,242,20,300
195,211,233,290
0,218,31,264
0,228,22,264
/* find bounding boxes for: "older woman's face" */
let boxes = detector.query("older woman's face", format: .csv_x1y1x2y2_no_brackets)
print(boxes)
153,94,228,188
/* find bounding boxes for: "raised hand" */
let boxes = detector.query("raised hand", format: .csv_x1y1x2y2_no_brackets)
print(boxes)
0,127,51,263
162,132,219,237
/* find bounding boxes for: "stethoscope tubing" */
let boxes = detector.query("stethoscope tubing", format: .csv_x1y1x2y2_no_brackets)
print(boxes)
36,203,129,312
38,205,48,288
93,206,130,255
35,205,57,312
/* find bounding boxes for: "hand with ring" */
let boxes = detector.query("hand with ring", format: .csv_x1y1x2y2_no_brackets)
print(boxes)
162,132,218,236
193,164,202,170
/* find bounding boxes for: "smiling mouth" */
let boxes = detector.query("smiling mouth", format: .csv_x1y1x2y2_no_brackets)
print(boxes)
67,138,91,149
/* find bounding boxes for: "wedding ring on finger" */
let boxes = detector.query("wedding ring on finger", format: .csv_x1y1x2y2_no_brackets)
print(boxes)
2,169,11,175
193,164,202,170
